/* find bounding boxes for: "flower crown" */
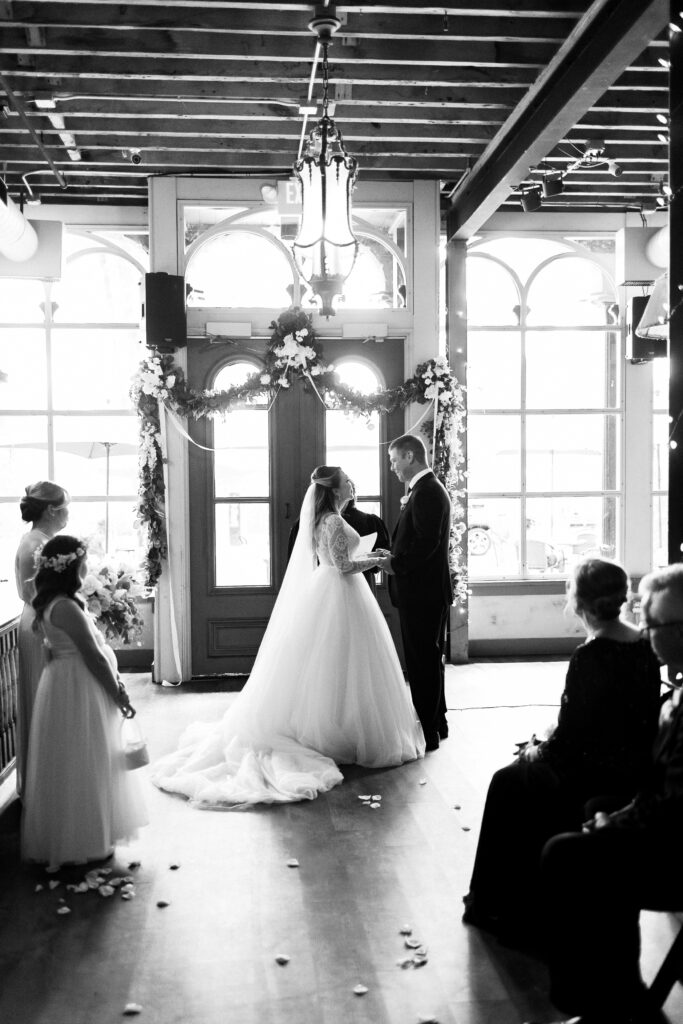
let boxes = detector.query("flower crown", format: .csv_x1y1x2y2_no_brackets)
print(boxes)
34,547,85,573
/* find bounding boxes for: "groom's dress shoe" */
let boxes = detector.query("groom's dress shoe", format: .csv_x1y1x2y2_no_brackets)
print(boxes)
425,734,440,751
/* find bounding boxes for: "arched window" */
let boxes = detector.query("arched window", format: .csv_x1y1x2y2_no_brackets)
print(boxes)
466,236,619,581
185,228,295,309
212,360,270,586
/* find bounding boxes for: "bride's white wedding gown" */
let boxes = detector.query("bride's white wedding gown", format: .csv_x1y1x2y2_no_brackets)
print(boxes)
151,499,425,809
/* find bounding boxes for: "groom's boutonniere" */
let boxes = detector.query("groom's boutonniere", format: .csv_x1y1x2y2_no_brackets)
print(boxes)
399,495,410,510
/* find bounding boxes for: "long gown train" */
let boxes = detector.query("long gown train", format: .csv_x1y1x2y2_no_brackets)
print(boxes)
151,501,425,809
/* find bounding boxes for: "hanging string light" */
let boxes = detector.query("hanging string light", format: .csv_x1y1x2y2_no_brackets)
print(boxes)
292,6,359,318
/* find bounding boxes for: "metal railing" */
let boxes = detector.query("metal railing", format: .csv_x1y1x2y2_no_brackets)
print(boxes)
0,616,18,782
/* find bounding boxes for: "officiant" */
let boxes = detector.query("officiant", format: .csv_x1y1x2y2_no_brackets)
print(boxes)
287,480,390,598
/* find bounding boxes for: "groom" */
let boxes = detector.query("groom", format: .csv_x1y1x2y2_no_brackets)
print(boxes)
378,434,452,751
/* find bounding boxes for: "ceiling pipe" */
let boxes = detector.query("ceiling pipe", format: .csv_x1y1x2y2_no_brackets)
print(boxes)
0,75,67,189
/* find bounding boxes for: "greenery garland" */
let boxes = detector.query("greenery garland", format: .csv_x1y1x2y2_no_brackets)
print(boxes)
130,308,467,605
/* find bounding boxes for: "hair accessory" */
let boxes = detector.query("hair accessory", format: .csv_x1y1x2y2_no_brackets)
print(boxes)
34,547,85,572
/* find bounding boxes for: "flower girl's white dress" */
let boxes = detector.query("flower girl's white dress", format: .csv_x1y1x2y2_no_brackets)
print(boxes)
151,490,425,809
22,598,147,870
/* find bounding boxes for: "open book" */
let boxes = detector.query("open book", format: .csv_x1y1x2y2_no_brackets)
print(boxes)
355,532,377,558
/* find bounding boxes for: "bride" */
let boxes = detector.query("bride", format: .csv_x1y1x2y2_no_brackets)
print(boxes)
151,465,425,808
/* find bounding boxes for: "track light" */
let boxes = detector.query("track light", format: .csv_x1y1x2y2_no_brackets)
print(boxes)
520,186,542,212
0,179,38,261
541,172,564,198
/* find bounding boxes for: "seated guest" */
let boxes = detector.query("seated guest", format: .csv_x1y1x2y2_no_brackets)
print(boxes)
463,558,662,944
523,563,683,1024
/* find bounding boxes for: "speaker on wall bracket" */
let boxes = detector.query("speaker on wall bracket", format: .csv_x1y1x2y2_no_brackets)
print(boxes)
144,272,186,352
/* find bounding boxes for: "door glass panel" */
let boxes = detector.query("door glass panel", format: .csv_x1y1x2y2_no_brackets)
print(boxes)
215,502,270,586
467,415,521,492
653,495,668,569
526,414,620,491
526,330,619,409
214,411,269,497
467,331,521,409
0,329,47,409
468,497,521,578
525,495,618,572
326,360,381,497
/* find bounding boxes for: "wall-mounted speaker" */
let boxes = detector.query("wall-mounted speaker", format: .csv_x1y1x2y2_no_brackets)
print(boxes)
626,294,666,361
144,272,186,351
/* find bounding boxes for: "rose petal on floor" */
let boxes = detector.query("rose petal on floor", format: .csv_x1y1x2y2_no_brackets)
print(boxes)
156,900,170,908
353,984,368,995
123,1003,143,1015
275,954,290,965
56,906,71,915
399,924,412,935
286,858,300,868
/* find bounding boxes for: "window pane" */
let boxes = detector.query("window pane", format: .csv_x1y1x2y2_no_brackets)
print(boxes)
527,257,612,326
471,238,571,282
467,258,521,326
526,414,620,491
52,329,144,410
214,411,269,497
341,237,406,310
653,412,669,491
468,497,521,578
653,357,669,410
525,495,618,571
467,415,521,492
215,502,270,586
67,500,143,564
213,361,262,393
0,329,47,409
326,410,381,496
53,416,139,496
526,330,618,409
0,416,49,495
186,232,292,308
653,495,668,569
0,501,25,601
467,332,521,409
334,360,382,395
53,253,144,323
0,279,46,323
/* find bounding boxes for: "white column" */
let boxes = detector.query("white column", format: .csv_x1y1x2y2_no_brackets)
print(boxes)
149,178,192,683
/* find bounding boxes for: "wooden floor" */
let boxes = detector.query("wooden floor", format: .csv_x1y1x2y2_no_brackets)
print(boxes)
1,660,682,1024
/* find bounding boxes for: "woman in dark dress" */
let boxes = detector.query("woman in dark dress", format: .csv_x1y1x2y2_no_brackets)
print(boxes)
462,558,662,944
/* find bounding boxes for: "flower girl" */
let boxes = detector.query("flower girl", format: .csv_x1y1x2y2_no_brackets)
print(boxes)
21,536,147,871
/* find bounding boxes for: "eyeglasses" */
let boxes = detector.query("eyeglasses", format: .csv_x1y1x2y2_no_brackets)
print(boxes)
641,620,683,635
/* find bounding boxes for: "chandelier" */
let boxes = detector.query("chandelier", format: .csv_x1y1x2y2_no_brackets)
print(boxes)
292,6,359,318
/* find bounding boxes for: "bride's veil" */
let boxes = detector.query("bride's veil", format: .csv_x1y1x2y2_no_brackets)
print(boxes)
216,484,318,743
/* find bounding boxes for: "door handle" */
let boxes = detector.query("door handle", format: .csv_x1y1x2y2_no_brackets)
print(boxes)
284,502,291,520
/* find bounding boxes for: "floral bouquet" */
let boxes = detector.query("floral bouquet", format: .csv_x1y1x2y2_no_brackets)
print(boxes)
82,561,145,645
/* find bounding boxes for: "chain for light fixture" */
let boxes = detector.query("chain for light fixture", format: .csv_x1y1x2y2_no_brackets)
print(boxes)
291,4,359,318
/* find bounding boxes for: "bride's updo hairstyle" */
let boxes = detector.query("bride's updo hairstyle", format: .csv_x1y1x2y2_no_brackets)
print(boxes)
32,534,88,626
566,557,629,622
311,465,343,527
20,481,69,525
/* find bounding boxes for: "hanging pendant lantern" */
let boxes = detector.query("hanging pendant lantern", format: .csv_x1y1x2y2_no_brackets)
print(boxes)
292,7,359,318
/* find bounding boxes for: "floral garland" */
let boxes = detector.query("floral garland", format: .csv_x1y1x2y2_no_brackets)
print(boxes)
130,308,467,606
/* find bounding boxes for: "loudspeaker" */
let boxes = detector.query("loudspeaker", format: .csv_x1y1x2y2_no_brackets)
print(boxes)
626,294,662,361
144,272,186,351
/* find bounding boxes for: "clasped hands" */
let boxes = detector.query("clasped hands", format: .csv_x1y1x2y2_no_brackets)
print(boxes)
373,549,395,575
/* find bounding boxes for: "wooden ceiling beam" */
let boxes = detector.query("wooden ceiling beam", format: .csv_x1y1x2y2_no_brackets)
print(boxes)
12,2,594,18
447,0,669,239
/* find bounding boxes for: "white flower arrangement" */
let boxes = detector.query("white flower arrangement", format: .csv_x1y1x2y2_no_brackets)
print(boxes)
82,561,145,645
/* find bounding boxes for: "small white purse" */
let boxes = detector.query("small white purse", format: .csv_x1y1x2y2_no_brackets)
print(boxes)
121,716,150,770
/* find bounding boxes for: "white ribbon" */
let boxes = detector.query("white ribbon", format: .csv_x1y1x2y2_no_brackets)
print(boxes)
158,403,183,683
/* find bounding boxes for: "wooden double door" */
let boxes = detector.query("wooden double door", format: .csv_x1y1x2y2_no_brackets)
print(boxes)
187,337,405,677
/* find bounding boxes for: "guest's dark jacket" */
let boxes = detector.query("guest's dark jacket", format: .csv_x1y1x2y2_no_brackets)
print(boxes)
388,471,452,608
606,686,683,838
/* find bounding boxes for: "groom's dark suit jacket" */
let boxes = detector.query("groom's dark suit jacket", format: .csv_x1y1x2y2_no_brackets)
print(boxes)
388,471,452,609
